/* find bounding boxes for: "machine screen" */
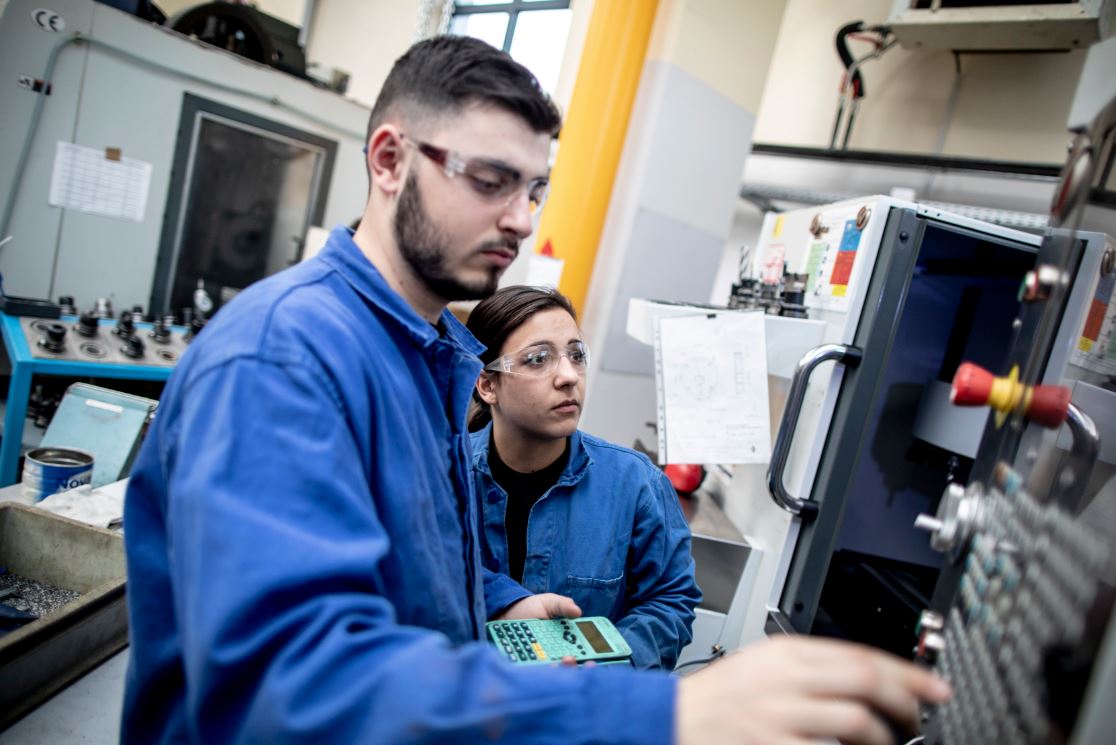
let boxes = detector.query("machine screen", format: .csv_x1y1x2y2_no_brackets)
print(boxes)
576,620,613,654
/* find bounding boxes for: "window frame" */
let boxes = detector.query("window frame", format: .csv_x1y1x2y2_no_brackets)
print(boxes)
451,0,571,53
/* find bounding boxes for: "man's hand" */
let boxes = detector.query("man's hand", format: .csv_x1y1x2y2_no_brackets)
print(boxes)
676,636,952,745
494,593,581,621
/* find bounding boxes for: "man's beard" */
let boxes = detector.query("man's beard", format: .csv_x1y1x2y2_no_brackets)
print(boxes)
393,171,515,302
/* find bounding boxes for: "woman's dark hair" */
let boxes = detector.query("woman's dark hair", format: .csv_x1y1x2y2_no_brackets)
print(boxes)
465,285,578,431
367,35,562,145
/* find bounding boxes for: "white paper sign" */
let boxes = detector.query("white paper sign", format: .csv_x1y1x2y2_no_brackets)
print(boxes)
523,253,564,289
654,311,771,465
49,142,152,222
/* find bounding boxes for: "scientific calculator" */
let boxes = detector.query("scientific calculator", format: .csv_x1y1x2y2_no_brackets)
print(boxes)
486,616,632,665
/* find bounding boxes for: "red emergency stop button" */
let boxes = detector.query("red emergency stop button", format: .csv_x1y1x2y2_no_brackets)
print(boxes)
950,362,1071,428
950,362,995,406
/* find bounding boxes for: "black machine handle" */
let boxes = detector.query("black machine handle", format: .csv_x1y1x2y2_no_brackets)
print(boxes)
767,343,863,520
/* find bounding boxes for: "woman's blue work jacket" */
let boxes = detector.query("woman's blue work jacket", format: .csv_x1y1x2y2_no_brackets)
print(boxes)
472,424,702,669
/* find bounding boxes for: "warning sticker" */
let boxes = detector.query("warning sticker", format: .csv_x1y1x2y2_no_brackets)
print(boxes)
1071,271,1116,375
830,250,856,287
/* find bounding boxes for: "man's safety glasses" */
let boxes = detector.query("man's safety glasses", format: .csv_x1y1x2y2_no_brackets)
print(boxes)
484,341,590,378
401,134,550,215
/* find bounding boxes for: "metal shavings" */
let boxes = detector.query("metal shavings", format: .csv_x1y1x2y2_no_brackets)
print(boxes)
0,570,81,620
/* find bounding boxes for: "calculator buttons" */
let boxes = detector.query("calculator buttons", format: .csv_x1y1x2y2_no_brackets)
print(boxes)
490,618,629,665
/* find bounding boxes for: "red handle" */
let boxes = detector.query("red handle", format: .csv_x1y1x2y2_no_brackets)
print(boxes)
1026,385,1072,428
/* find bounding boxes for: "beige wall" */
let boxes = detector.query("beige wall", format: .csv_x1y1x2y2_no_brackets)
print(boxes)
154,0,1089,164
160,0,307,27
306,0,423,108
752,0,1086,163
649,0,786,111
160,1,422,110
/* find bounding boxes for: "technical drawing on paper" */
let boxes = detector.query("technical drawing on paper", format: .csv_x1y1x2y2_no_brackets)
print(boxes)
654,312,771,465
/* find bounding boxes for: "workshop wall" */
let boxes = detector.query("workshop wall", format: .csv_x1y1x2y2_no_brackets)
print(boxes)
752,0,1087,163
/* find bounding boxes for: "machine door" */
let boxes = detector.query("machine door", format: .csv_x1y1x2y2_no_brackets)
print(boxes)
150,94,336,316
769,207,1039,656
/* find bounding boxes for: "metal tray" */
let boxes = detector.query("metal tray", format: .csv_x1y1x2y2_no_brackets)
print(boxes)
0,502,126,731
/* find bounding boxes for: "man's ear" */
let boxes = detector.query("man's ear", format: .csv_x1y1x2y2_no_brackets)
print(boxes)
367,124,407,197
476,372,499,406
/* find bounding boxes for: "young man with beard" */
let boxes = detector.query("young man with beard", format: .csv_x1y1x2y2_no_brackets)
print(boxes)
123,35,949,744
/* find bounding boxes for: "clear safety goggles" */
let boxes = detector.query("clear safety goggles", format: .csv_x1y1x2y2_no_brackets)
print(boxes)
484,341,590,378
401,134,550,215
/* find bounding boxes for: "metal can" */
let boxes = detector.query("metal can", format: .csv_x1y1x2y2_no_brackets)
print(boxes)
21,448,94,502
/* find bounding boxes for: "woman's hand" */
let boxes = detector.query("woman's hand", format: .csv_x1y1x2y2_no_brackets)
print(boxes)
495,593,581,621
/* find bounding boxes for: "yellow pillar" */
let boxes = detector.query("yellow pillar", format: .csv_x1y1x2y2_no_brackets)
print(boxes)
534,0,658,315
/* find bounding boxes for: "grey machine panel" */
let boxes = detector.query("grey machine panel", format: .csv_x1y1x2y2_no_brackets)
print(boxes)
0,0,369,313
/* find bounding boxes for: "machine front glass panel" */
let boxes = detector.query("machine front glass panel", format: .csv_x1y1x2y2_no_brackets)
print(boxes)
167,115,327,313
151,95,338,316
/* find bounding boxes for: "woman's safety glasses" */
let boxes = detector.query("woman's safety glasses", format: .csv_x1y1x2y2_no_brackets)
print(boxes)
484,341,590,378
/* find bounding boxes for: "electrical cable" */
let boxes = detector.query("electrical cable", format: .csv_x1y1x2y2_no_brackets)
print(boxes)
835,21,868,98
834,34,897,150
831,21,896,149
925,51,965,196
672,645,726,674
1,28,365,250
0,31,78,248
842,40,897,107
831,21,869,149
847,32,886,46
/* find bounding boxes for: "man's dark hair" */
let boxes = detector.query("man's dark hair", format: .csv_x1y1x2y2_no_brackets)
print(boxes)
367,35,562,145
465,285,577,431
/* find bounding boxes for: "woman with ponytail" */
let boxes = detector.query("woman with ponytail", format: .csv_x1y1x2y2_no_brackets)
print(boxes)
466,286,701,670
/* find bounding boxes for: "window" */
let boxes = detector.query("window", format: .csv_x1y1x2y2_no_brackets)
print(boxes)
450,1,572,95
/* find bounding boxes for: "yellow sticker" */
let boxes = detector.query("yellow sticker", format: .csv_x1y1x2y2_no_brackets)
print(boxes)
773,215,784,238
832,285,847,297
1078,337,1094,352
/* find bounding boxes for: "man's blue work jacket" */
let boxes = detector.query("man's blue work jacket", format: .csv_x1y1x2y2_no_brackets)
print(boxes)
122,227,675,744
471,424,702,670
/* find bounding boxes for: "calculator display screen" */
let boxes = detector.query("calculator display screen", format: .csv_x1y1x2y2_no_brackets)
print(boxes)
576,620,613,654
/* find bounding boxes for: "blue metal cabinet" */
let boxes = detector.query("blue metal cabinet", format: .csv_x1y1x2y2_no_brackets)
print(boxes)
0,312,179,486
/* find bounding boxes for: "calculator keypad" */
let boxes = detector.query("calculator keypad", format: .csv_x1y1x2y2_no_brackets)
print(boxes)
491,619,589,663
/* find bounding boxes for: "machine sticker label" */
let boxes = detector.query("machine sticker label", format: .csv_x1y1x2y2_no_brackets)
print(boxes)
839,219,862,252
761,243,785,284
1082,299,1106,341
31,8,65,33
805,241,827,295
17,75,52,94
1071,271,1116,374
829,249,856,287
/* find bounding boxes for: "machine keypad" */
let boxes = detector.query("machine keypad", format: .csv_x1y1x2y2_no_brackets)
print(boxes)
927,485,1108,744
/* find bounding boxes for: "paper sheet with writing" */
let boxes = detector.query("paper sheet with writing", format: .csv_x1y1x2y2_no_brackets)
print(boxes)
654,311,771,465
49,142,152,222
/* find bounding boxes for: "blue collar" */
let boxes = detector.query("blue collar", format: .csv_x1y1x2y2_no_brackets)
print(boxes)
317,226,484,357
471,422,592,484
